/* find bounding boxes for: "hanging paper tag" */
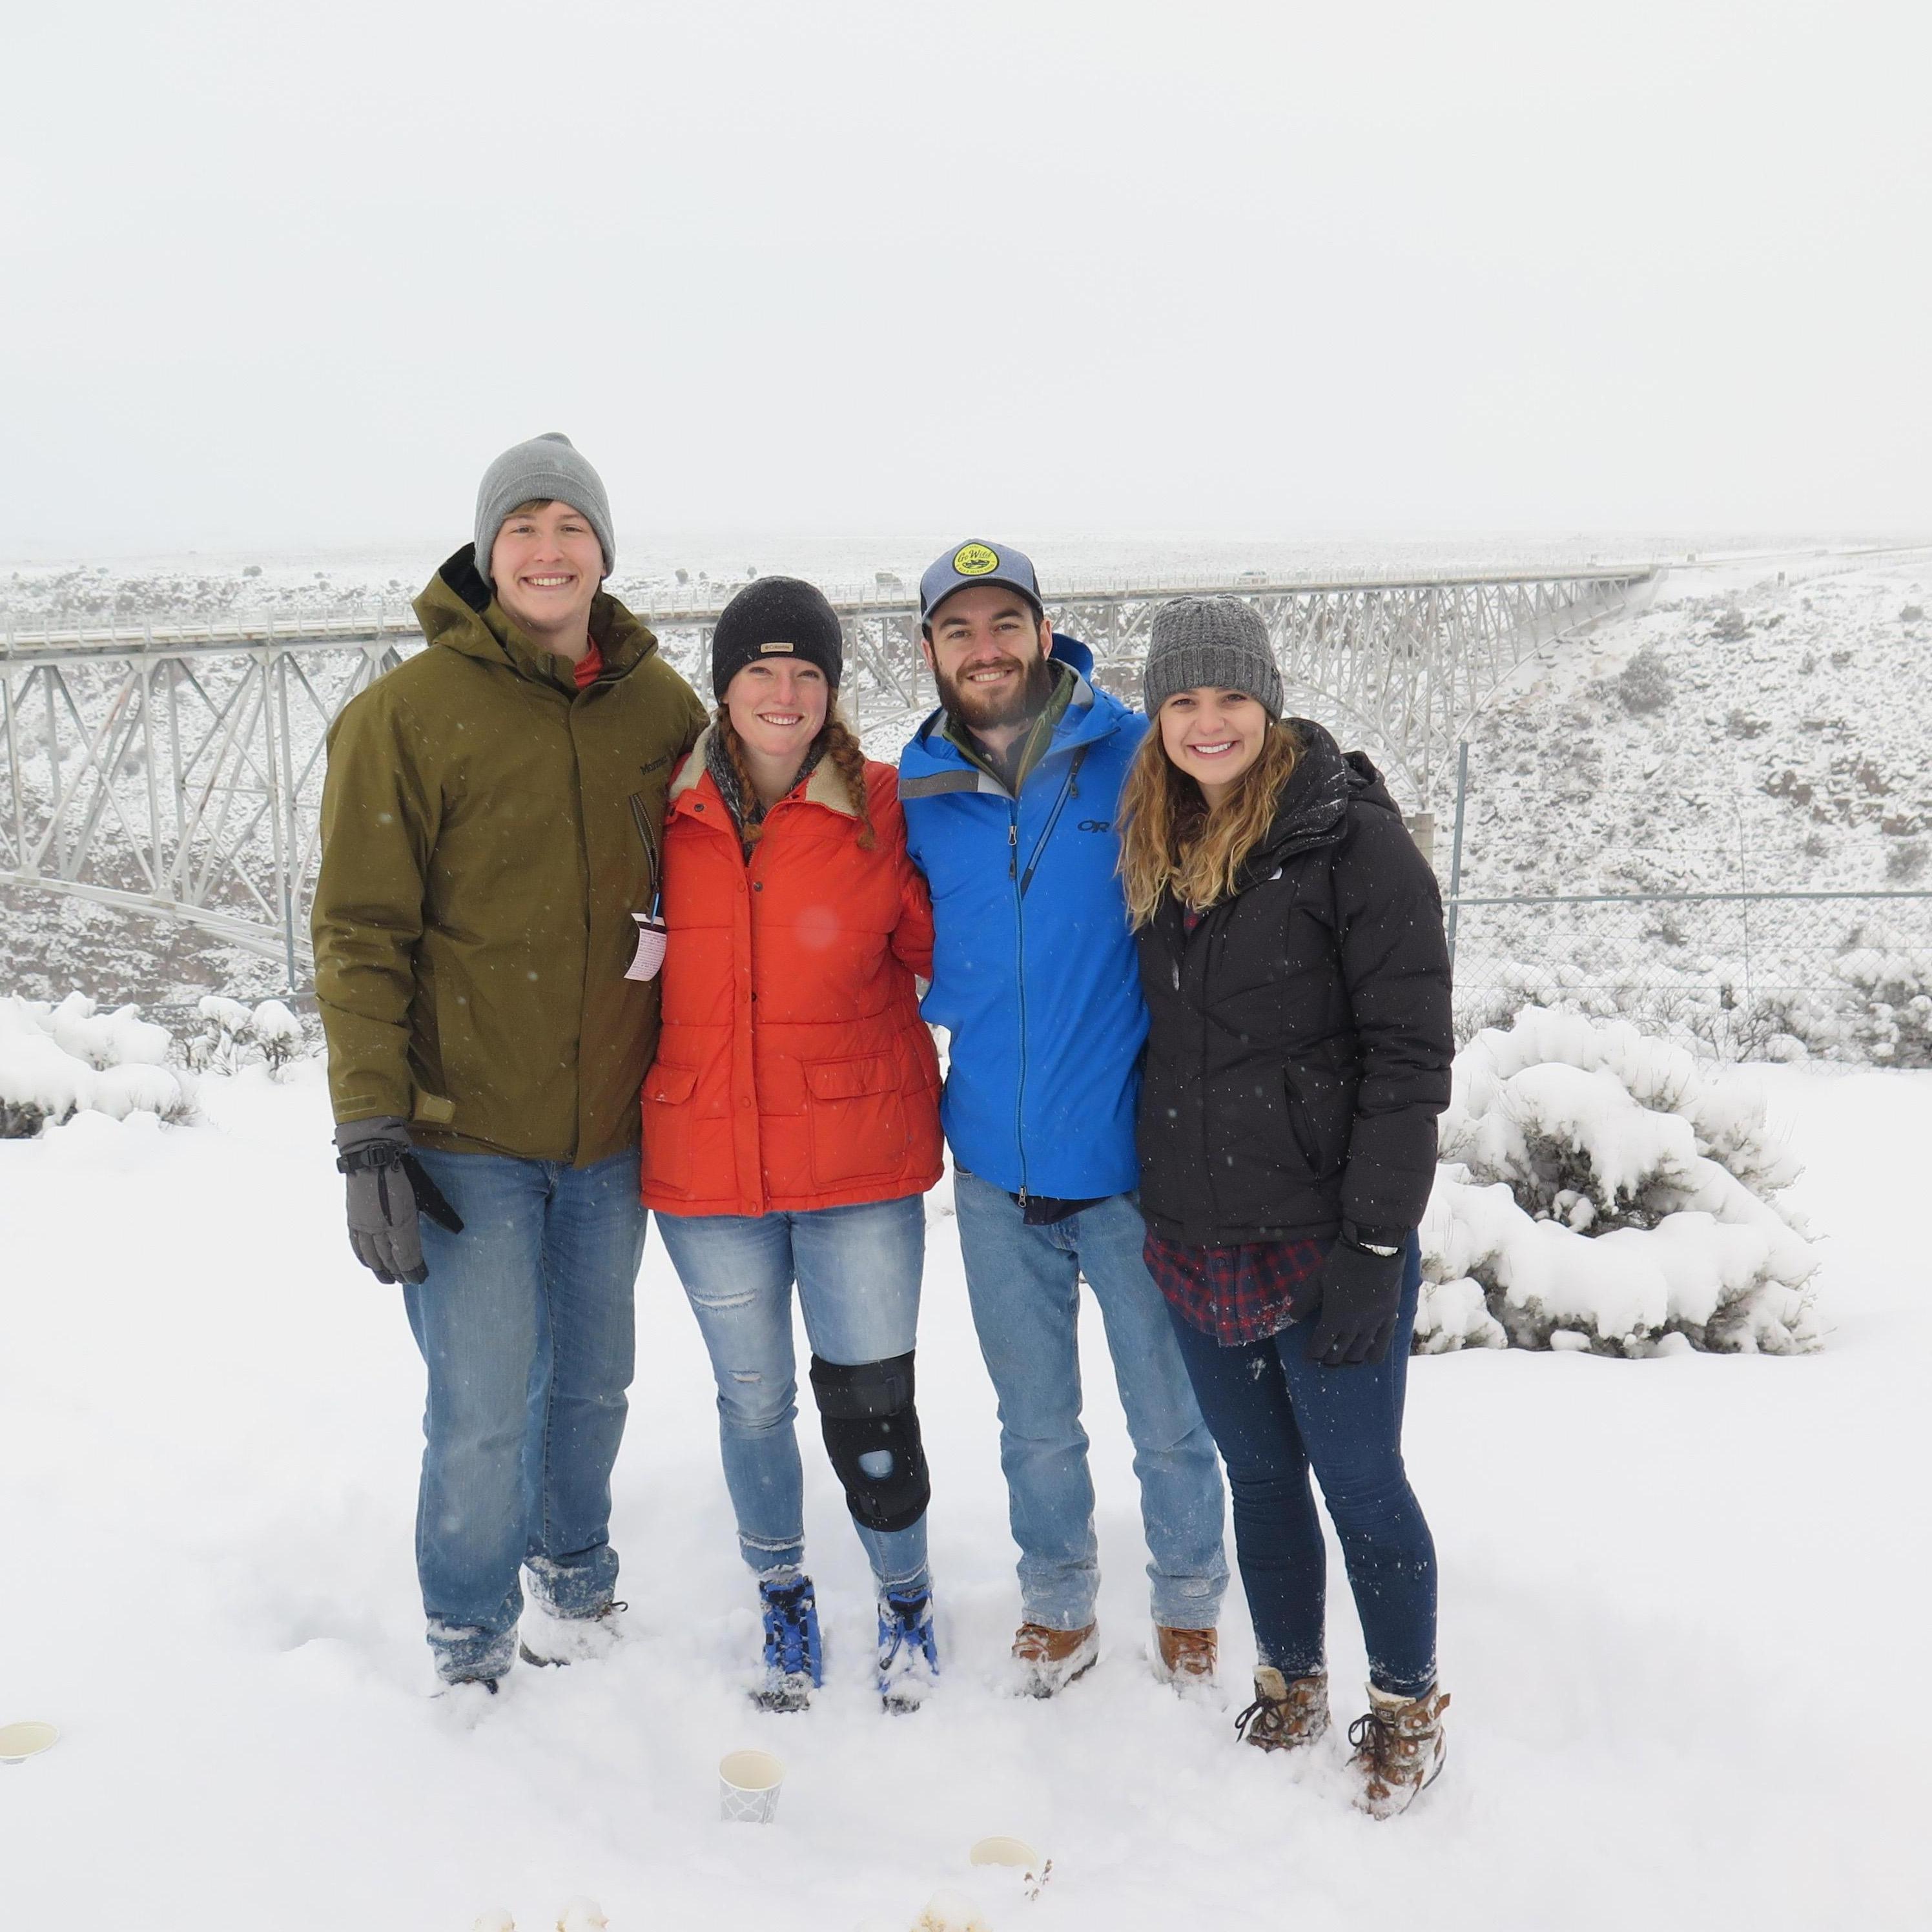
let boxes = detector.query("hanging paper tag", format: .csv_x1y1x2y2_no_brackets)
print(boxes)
626,912,668,982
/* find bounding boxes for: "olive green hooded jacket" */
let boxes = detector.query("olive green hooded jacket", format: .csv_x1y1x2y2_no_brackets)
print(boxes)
312,546,707,1166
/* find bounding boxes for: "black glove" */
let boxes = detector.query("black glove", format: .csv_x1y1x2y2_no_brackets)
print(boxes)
1304,1235,1404,1368
334,1116,464,1285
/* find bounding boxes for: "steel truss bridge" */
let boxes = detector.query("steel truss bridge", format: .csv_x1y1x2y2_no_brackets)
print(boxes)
1,564,1657,983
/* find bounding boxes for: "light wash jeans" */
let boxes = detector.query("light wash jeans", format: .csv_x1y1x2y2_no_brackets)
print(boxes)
406,1146,646,1683
951,1170,1229,1632
654,1192,930,1594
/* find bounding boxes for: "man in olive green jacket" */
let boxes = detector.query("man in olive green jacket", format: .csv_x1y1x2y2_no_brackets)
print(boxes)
313,432,705,1689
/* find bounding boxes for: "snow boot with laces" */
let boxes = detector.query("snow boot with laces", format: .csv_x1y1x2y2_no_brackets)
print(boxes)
1151,1624,1219,1694
876,1585,940,1714
1233,1667,1331,1752
1011,1620,1098,1698
1347,1682,1450,1816
754,1576,823,1713
519,1599,627,1668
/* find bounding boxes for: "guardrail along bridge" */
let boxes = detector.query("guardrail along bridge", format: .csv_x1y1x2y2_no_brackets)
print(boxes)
1,563,1658,980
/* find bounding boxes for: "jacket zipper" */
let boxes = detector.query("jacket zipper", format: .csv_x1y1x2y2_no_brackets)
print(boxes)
1159,895,1217,1224
1007,747,1091,1204
628,793,662,917
1195,909,1213,1221
1010,801,1029,1204
1017,747,1089,898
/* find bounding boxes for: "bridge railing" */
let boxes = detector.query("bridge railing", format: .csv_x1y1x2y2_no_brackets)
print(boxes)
1,557,1670,654
1,564,1663,983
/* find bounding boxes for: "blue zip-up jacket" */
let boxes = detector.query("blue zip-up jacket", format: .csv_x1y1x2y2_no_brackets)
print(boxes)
898,635,1148,1200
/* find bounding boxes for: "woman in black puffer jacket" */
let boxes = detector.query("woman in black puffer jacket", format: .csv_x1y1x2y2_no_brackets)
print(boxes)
1118,596,1455,1819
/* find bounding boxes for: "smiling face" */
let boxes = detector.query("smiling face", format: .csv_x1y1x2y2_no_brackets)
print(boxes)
488,499,604,648
921,584,1055,735
1157,686,1270,806
723,656,830,772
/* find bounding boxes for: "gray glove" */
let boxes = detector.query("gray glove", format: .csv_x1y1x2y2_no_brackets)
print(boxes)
334,1116,463,1285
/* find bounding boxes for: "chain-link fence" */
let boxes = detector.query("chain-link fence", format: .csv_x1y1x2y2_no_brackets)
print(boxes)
1445,889,1932,1062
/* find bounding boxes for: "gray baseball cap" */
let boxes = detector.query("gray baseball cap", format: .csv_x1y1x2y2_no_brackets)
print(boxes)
918,539,1043,624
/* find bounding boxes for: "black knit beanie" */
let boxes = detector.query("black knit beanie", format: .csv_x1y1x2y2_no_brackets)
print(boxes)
710,576,845,699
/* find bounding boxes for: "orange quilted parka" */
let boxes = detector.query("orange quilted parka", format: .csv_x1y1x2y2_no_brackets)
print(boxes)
640,726,943,1216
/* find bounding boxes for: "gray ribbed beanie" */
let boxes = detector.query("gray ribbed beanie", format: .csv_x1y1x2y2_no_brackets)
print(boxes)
1143,596,1282,719
474,432,615,582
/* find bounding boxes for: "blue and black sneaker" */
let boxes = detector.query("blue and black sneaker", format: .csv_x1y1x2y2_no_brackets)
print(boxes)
754,1576,823,1713
877,1585,940,1714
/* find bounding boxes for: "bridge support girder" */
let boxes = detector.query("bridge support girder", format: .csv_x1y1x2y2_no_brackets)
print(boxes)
1,568,1654,978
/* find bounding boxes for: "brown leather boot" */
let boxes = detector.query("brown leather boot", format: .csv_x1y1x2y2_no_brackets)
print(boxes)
1012,1621,1098,1698
518,1598,627,1669
1347,1683,1450,1816
1151,1625,1218,1691
1233,1667,1331,1751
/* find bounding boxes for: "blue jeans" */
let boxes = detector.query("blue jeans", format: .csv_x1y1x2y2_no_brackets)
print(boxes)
1164,1238,1438,1698
951,1171,1228,1630
404,1146,646,1683
654,1193,929,1594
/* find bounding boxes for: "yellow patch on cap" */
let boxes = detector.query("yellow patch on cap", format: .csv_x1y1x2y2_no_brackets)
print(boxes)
952,543,1000,577
758,641,796,653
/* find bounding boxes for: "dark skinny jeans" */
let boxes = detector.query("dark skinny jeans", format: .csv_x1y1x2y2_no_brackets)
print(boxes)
1164,1237,1438,1698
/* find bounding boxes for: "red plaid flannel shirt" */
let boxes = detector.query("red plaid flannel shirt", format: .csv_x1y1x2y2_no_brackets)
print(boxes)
1143,1230,1326,1347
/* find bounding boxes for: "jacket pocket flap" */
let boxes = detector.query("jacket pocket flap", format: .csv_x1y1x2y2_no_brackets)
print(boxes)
642,1062,699,1105
805,1056,896,1101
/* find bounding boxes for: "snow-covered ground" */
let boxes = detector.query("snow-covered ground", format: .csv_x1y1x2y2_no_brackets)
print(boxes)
3,1063,1927,1930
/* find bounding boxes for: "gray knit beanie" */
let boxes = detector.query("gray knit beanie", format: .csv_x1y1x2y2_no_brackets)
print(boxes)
1143,596,1282,720
473,432,615,582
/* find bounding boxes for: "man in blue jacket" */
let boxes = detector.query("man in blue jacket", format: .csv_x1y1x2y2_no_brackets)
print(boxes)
899,540,1228,1696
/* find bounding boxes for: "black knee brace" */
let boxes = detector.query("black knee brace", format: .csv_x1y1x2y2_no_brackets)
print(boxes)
808,1351,931,1534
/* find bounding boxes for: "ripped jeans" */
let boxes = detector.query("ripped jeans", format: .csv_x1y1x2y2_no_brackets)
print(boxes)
653,1192,929,1594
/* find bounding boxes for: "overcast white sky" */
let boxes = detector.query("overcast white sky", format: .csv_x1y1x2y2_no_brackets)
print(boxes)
3,0,1927,559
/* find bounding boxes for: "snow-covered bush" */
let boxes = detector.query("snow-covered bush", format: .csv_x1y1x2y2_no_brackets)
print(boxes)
1616,644,1672,714
1418,1007,1820,1357
1885,839,1927,885
186,994,307,1076
1452,957,1815,1065
0,992,189,1136
1829,930,1932,1066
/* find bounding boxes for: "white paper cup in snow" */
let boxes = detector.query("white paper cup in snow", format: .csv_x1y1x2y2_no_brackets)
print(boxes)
967,1836,1052,1903
718,1747,785,1822
0,1720,59,1764
968,1836,1043,1872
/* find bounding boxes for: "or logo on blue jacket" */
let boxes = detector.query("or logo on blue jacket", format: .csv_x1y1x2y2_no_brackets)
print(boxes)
898,634,1149,1200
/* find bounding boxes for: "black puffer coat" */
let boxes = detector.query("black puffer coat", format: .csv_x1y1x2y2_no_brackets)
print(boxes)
1134,719,1454,1248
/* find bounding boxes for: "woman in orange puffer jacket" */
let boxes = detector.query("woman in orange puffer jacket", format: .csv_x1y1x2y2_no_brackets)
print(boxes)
642,577,943,1716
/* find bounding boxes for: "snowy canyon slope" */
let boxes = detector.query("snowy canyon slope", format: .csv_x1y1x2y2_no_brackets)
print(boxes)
1450,558,1932,898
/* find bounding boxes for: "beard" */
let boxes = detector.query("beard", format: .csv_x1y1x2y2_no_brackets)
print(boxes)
934,650,1058,734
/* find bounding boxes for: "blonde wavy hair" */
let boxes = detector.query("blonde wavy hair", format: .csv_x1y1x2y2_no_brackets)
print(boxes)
714,703,875,850
1117,715,1300,927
